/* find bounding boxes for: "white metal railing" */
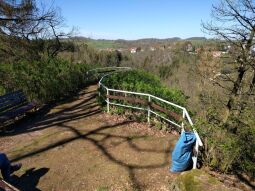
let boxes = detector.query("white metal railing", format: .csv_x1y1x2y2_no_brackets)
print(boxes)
87,67,203,169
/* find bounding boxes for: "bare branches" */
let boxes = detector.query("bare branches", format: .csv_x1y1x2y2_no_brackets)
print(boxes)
202,0,255,119
0,0,74,61
203,0,255,41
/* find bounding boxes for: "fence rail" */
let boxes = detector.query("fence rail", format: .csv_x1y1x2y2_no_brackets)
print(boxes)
87,67,203,169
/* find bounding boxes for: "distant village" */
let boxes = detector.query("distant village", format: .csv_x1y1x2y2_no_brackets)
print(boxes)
98,45,166,54
96,41,255,58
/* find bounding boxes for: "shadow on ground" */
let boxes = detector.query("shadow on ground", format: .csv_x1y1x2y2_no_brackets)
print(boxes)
10,120,172,190
3,85,173,190
12,168,49,191
1,86,101,136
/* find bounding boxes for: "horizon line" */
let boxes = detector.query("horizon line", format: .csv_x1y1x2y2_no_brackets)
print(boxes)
72,35,209,41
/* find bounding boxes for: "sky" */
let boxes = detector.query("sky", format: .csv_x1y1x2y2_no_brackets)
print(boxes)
43,0,219,40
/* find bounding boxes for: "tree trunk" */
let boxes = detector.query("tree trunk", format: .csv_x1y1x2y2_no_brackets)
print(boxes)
224,64,246,132
225,29,255,127
226,65,245,110
249,69,255,94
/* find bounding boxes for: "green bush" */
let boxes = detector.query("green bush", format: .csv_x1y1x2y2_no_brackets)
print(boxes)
0,58,95,103
195,107,255,177
99,69,187,123
158,65,173,79
100,70,186,106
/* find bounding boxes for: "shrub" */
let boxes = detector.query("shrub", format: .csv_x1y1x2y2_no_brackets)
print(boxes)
0,58,95,103
98,69,187,124
159,65,173,79
195,107,255,177
100,70,186,105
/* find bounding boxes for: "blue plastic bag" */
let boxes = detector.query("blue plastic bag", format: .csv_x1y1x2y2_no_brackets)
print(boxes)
170,131,196,172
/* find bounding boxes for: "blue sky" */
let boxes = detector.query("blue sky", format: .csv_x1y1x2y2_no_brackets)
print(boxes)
45,0,219,40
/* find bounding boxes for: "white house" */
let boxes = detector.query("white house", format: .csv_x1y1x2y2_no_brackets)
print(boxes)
130,48,136,54
150,47,155,51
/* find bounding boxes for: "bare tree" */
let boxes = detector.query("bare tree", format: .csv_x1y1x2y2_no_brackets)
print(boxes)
0,0,73,61
202,0,255,128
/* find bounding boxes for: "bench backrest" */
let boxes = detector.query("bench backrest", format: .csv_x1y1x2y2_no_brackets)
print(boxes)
0,90,28,114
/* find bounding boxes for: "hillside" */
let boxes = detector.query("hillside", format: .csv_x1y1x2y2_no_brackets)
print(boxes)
72,36,209,49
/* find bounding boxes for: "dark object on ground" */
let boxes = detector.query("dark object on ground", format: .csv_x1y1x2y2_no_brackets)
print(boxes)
0,153,22,183
0,153,22,191
170,131,196,172
0,90,37,131
10,164,22,175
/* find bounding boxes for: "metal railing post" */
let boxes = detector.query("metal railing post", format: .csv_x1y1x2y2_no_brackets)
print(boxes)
86,71,88,81
147,95,151,124
98,83,101,97
107,88,110,113
181,110,185,133
192,140,199,169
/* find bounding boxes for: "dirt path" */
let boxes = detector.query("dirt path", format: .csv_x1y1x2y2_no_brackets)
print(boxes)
0,85,178,191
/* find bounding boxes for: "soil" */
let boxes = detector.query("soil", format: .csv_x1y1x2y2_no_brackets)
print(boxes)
0,85,179,191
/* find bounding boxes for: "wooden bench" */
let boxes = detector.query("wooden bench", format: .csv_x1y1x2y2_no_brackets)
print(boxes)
0,90,37,130
0,179,19,191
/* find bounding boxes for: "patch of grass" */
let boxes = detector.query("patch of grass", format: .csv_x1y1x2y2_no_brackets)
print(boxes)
180,170,200,191
208,175,218,184
96,186,109,191
8,130,63,158
83,39,123,49
172,169,222,191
